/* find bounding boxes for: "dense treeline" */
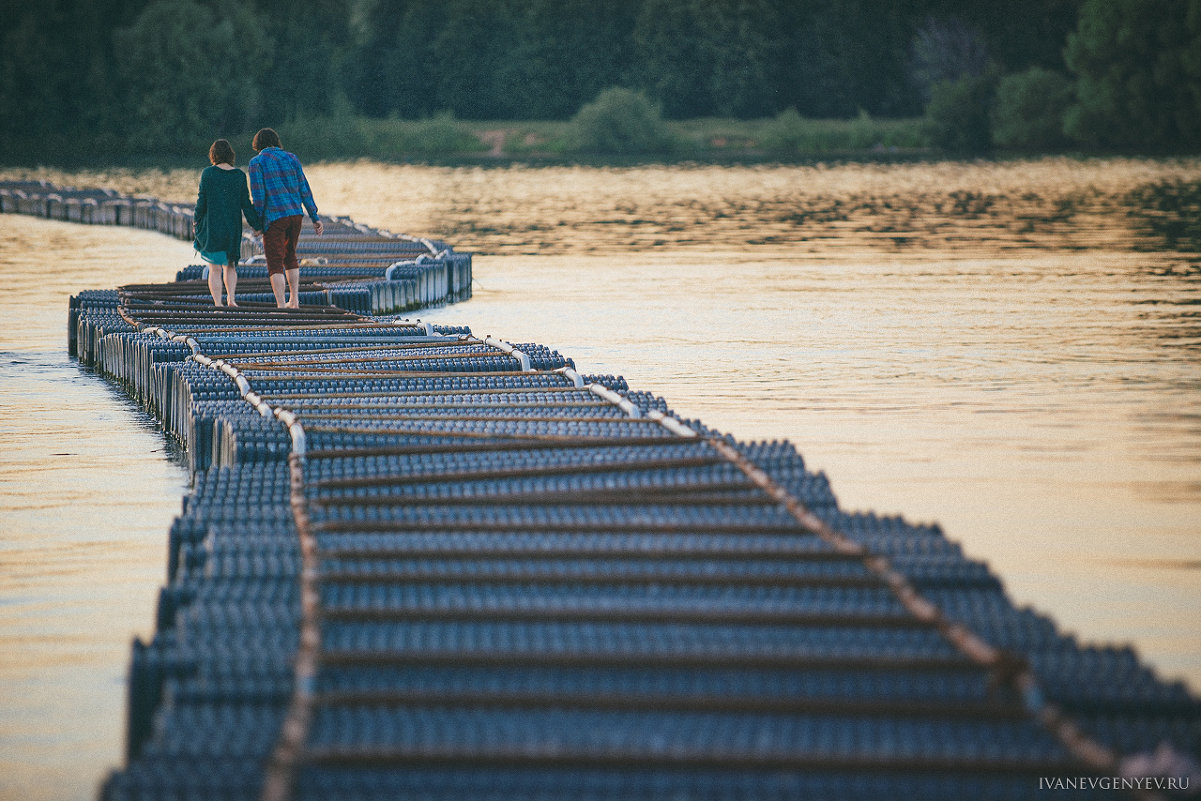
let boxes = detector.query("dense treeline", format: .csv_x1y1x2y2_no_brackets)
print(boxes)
1,0,1198,161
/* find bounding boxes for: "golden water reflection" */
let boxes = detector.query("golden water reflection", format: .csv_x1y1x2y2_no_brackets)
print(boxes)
0,218,193,801
11,157,1201,256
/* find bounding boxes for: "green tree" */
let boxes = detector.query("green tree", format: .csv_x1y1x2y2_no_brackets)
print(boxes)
966,0,1081,73
254,0,353,122
1064,0,1201,150
0,0,143,152
633,0,784,119
910,16,990,104
432,0,520,119
571,87,673,153
113,0,268,148
706,0,784,117
345,0,449,118
781,0,919,118
504,0,640,119
925,71,998,154
0,12,61,141
992,67,1073,151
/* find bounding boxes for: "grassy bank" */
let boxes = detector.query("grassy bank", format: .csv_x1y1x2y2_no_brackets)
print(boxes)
279,113,930,164
2,114,929,168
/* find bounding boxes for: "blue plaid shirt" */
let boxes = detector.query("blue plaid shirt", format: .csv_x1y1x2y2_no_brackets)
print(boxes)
248,147,319,230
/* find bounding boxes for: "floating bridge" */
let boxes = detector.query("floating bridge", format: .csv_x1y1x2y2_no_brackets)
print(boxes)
3,181,1198,800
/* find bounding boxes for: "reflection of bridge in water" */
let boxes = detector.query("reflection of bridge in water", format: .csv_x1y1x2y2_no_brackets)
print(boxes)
3,181,1197,800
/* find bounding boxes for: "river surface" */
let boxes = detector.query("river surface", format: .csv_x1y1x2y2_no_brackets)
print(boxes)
1,158,1199,800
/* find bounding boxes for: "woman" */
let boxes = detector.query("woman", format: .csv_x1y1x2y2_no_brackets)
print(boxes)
248,127,323,309
193,139,261,306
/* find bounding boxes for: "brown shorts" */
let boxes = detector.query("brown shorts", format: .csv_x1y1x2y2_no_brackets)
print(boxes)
263,215,303,276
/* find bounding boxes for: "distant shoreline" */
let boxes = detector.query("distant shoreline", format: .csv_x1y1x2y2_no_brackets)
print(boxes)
5,113,1159,170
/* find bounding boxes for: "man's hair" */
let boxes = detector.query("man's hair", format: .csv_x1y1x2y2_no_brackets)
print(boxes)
252,128,282,152
209,139,235,165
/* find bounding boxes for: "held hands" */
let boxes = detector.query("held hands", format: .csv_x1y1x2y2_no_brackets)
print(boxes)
245,221,317,239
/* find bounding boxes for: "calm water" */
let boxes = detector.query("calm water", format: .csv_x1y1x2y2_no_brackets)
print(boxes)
0,219,194,801
2,158,1199,800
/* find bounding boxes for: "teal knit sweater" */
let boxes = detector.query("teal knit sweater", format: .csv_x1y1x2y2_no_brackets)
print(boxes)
193,166,261,266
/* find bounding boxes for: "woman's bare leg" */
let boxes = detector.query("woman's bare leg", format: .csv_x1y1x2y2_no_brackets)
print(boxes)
270,273,287,307
207,264,225,306
285,267,301,308
223,265,238,306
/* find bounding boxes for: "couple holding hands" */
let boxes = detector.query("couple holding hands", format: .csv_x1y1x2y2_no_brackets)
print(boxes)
192,127,323,308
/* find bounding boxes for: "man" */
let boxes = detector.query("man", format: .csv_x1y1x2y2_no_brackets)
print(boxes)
248,128,323,308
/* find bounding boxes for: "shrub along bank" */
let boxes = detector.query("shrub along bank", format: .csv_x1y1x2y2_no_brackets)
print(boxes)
246,104,930,165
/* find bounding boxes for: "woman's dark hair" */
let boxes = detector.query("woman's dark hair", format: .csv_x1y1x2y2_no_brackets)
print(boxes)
252,127,282,152
209,139,235,165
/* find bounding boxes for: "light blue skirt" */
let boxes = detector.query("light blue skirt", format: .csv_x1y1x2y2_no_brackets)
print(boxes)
197,249,229,266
